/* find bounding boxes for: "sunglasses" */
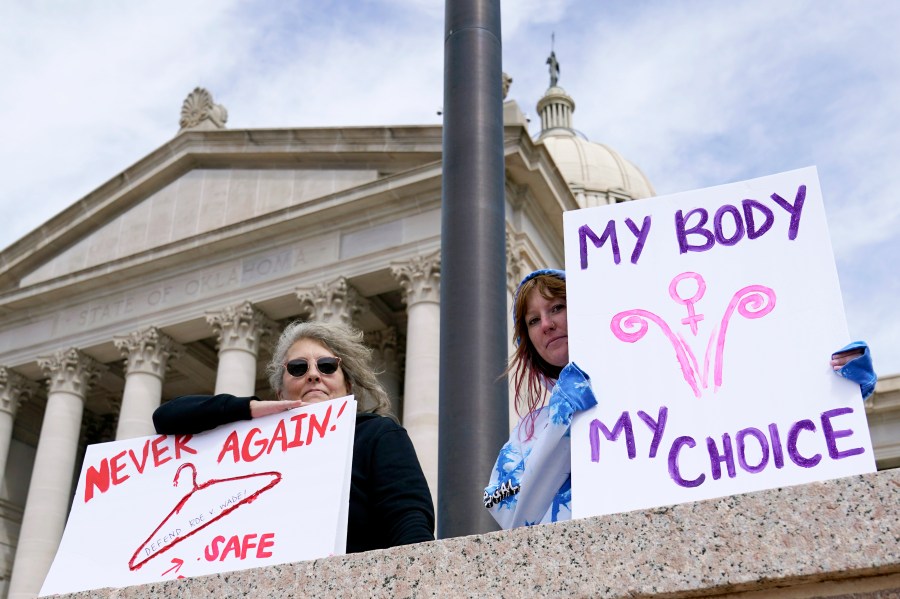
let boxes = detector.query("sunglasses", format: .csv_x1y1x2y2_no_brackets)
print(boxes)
284,356,342,377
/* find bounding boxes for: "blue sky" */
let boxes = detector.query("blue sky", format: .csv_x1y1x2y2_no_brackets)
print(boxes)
1,0,898,376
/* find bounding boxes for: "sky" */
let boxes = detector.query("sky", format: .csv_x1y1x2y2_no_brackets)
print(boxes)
0,0,898,377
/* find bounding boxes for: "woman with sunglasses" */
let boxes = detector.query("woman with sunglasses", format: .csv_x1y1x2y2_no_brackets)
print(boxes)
153,320,435,552
484,269,877,530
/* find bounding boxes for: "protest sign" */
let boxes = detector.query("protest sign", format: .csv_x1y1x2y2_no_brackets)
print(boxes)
40,397,356,596
564,167,875,519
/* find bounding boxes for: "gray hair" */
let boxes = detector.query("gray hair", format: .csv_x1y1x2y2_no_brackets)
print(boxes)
265,320,393,416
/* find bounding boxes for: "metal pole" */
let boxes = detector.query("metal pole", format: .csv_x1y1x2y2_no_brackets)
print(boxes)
438,0,508,537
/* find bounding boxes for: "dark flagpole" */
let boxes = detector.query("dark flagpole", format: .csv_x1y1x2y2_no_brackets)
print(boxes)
438,0,508,537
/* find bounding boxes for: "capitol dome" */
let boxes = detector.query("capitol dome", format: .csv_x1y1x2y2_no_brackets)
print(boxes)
535,71,655,208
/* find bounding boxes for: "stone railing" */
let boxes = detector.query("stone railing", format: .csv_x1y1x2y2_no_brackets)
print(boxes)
57,468,899,598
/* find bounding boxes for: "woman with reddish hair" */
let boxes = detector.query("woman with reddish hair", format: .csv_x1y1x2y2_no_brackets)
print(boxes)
484,269,876,530
484,269,592,529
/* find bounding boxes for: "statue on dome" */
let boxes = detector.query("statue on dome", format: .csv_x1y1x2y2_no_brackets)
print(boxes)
547,33,560,88
547,51,560,88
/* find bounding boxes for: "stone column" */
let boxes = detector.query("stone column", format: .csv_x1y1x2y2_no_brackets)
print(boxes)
366,328,402,417
391,252,440,503
113,327,183,440
295,276,369,326
0,368,40,485
206,302,276,397
8,349,104,599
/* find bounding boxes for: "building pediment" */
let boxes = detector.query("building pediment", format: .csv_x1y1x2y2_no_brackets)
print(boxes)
0,126,444,294
0,124,575,307
0,122,576,377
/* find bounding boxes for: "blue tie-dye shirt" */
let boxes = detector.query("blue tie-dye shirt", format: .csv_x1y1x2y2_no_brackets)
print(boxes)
484,362,597,529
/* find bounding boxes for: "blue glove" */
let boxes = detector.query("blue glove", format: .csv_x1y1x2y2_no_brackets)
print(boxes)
833,341,876,400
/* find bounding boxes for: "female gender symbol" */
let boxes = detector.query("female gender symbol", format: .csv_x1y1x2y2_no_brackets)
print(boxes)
669,272,706,335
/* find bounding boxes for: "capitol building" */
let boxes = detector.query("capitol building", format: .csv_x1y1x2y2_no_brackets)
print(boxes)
0,65,896,598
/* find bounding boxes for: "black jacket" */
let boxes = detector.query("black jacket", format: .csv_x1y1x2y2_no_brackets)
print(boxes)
153,394,435,553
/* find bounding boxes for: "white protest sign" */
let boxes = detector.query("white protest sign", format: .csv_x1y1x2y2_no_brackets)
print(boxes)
564,167,875,520
40,397,356,596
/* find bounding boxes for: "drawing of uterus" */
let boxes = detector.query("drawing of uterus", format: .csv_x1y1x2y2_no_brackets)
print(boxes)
610,272,776,398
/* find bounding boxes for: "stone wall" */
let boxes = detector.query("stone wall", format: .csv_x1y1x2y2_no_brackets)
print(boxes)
56,468,899,599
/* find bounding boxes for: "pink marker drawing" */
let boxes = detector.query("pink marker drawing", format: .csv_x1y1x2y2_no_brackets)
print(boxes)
610,272,776,397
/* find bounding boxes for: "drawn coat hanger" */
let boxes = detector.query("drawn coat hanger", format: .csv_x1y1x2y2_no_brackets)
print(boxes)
129,462,282,571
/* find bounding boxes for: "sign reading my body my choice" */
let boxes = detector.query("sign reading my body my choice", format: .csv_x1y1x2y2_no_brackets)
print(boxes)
40,397,356,596
564,167,875,520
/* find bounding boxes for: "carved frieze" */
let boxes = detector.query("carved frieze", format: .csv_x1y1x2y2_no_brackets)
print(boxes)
206,301,276,355
391,252,441,306
296,277,368,325
37,348,105,398
114,327,184,378
0,367,40,416
178,87,228,132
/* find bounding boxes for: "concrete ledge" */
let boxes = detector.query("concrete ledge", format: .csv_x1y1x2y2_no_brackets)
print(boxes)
59,468,900,598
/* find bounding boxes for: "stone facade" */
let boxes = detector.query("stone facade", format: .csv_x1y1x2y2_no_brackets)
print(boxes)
868,374,900,468
0,107,576,598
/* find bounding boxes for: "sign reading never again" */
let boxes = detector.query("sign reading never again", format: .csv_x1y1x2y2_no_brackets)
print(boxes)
563,167,874,519
40,398,356,596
